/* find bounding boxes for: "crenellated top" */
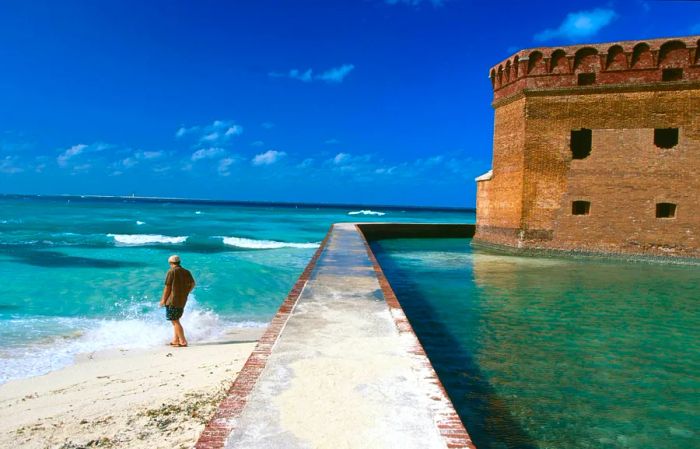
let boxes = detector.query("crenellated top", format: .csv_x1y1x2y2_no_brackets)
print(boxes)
490,35,700,102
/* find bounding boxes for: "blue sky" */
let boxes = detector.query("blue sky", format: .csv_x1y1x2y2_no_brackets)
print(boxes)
1,0,698,207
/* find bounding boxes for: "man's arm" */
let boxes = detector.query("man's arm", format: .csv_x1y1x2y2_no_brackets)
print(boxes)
160,284,172,307
187,272,196,294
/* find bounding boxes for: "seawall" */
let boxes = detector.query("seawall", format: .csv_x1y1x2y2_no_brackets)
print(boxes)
195,222,476,449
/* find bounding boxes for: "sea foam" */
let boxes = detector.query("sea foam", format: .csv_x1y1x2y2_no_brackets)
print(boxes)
348,210,386,216
221,236,319,249
108,234,187,245
0,297,264,384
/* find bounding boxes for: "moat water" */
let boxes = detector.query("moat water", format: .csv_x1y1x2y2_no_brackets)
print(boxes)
371,238,700,449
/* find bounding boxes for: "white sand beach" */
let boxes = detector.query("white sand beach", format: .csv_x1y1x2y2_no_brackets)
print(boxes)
0,328,263,449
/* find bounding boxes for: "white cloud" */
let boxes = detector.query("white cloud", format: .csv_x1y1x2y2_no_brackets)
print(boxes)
332,152,351,165
317,64,355,84
0,156,23,174
414,155,444,166
252,150,286,166
191,147,225,161
57,144,88,167
138,151,164,160
325,152,373,174
56,142,112,169
290,69,313,82
218,158,235,176
297,158,314,168
120,157,138,168
534,8,616,42
71,163,91,174
225,125,243,136
108,150,164,173
176,120,242,145
375,166,397,175
269,64,355,84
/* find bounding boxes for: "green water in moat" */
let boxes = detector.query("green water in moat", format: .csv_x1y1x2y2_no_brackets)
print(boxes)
371,238,700,449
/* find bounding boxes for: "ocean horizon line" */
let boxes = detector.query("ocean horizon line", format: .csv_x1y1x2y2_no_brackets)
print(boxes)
1,192,476,213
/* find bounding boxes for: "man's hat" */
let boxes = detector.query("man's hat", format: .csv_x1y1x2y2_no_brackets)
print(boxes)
168,255,181,264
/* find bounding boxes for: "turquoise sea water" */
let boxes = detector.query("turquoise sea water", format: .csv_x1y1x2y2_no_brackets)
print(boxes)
371,239,700,449
0,195,472,383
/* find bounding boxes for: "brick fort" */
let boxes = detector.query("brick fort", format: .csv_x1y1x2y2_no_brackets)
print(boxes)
474,35,700,259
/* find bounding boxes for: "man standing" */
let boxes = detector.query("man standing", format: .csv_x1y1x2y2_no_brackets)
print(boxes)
160,255,195,347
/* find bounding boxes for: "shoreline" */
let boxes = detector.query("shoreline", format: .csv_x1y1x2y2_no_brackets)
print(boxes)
0,327,263,449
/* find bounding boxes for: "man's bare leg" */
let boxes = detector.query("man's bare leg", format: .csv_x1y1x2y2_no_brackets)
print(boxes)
172,320,187,346
170,321,179,345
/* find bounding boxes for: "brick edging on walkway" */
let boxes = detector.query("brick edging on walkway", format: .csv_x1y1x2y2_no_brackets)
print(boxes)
355,225,477,449
194,226,334,449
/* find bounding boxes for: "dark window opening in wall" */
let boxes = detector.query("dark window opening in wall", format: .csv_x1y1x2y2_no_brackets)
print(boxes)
656,203,676,218
662,68,683,81
572,201,591,215
654,128,679,149
578,73,596,86
571,129,592,159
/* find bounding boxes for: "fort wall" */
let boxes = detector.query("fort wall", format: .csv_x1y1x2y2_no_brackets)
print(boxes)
475,35,700,259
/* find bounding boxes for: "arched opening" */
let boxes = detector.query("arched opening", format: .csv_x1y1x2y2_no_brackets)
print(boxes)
697,39,700,64
497,65,504,88
505,60,511,83
631,43,653,68
527,51,546,75
606,45,627,70
574,47,600,72
490,69,496,88
658,40,688,67
512,56,520,78
550,49,569,73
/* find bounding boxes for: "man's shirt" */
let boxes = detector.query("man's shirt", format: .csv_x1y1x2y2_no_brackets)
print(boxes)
164,265,195,308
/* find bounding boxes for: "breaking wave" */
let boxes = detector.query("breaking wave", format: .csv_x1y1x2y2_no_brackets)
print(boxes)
221,236,319,249
0,297,266,384
348,210,386,216
108,234,188,245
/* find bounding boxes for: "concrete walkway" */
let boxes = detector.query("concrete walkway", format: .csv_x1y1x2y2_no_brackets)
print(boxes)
218,223,472,449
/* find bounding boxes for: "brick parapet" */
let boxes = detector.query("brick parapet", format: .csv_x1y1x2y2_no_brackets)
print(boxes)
490,35,700,102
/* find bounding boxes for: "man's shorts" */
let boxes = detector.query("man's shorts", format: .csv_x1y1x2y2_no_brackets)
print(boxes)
165,306,184,321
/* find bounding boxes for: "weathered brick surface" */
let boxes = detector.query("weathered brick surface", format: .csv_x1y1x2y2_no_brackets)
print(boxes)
476,97,526,237
475,35,700,258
